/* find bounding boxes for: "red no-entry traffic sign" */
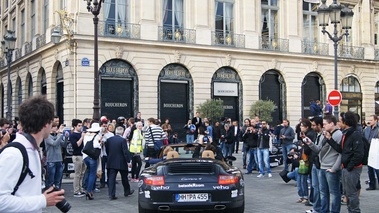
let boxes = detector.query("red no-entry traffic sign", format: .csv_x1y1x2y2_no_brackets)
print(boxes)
328,90,342,106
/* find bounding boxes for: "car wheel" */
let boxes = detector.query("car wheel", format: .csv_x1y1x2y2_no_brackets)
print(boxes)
138,203,158,213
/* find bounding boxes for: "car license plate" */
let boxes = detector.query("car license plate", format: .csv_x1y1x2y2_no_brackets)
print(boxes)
176,193,208,202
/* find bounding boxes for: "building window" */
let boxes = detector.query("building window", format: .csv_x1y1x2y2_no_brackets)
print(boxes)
61,0,66,10
21,9,25,44
303,0,318,42
103,0,130,34
215,0,234,35
31,0,36,40
341,76,361,93
162,0,184,40
261,0,279,38
12,17,16,31
44,0,49,33
5,0,8,9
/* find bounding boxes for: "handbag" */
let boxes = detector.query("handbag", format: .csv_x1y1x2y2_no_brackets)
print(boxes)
298,150,309,174
82,134,101,160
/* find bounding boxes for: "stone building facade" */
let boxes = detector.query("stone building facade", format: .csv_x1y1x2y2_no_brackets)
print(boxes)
0,0,379,136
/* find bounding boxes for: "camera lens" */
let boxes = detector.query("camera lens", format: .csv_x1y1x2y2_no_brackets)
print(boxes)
48,187,71,212
56,199,71,213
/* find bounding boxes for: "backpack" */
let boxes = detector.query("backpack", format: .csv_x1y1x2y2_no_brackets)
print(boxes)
0,142,35,195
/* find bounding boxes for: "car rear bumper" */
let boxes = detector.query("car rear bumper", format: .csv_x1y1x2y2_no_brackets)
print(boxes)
139,196,244,211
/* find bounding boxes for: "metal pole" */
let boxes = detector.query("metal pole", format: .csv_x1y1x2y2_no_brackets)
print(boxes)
333,22,339,119
6,51,12,121
93,15,100,121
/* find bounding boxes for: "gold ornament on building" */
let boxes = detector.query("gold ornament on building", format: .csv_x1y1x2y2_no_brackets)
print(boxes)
51,10,75,53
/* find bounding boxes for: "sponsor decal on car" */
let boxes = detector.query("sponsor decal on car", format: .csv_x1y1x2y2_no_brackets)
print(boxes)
239,179,245,187
138,179,144,187
213,185,230,190
181,177,202,181
144,191,151,198
178,183,205,188
151,185,170,190
231,189,238,198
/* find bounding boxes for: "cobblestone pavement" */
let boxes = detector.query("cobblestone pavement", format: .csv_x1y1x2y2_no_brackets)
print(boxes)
43,151,378,213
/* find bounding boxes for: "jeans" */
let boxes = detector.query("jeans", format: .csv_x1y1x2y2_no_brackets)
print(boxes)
220,141,225,156
100,155,107,186
46,162,64,189
367,165,379,189
287,167,298,181
223,143,234,158
297,173,308,198
234,140,239,153
342,167,362,213
311,166,321,212
247,148,258,173
319,169,341,213
258,148,271,175
84,157,98,193
186,134,194,144
72,155,86,193
282,143,294,171
242,143,248,166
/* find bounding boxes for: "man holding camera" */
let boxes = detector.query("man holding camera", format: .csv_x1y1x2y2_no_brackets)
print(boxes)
0,95,66,212
279,119,295,171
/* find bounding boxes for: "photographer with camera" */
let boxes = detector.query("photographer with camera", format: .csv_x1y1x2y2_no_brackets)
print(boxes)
243,125,259,175
0,95,67,212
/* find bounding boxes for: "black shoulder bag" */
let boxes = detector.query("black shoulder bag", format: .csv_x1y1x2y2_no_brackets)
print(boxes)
82,134,101,160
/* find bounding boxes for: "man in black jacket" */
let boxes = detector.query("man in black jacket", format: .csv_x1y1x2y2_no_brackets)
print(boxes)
327,111,364,213
257,121,272,177
243,125,259,175
106,126,134,200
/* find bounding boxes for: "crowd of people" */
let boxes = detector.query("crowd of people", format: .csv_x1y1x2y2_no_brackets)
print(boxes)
0,95,376,213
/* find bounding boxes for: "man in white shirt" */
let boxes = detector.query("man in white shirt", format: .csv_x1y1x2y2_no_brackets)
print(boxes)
0,95,65,213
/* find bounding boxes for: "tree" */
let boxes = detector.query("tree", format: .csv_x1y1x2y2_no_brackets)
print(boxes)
249,100,276,123
197,99,224,124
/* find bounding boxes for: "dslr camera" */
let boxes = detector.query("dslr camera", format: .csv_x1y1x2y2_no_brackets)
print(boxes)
48,187,71,212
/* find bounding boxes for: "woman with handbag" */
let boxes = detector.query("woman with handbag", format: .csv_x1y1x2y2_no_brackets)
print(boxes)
82,122,102,200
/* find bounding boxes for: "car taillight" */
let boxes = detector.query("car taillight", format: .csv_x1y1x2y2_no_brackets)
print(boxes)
144,176,165,185
218,175,238,185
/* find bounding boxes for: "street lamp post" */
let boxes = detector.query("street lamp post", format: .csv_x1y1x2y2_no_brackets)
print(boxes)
1,30,17,122
317,0,354,118
85,0,102,121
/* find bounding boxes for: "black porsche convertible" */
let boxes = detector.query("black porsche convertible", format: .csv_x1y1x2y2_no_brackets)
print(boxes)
138,143,245,213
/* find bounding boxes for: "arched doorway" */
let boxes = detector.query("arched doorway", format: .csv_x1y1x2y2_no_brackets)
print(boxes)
212,67,242,123
40,68,47,95
27,72,33,98
55,63,64,123
302,72,325,118
340,75,362,119
158,64,193,140
99,59,138,121
259,70,286,124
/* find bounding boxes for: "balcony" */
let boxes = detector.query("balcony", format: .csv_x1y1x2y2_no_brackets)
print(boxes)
260,36,289,52
375,49,379,60
36,34,46,49
211,31,245,48
338,44,364,59
98,20,141,39
158,26,196,44
14,48,21,60
24,41,32,55
301,40,329,55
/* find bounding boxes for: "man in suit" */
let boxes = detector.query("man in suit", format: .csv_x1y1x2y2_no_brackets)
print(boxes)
105,126,134,200
192,112,202,139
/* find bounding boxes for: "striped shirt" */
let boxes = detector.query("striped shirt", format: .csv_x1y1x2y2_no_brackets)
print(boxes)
144,125,166,147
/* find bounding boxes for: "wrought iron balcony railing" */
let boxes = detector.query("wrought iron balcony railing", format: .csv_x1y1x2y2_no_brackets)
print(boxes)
375,49,379,60
301,40,329,55
158,26,196,44
98,20,141,39
338,44,364,59
259,36,289,52
36,34,46,49
24,41,33,55
211,31,245,48
14,48,21,60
